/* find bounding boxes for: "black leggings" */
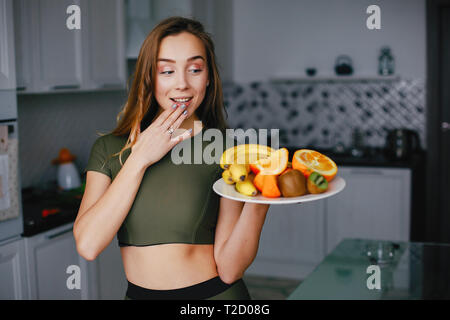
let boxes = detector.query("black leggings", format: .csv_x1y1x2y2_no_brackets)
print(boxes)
124,276,251,300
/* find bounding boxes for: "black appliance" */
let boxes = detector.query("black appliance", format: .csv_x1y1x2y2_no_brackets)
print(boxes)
385,129,421,160
334,55,353,75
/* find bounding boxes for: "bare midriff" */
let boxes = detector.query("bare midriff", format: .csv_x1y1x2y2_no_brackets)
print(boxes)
120,243,219,290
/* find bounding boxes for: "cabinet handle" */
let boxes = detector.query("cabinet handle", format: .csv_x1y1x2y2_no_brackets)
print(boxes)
442,122,450,132
101,83,124,89
46,227,73,239
349,169,383,175
51,85,80,90
16,86,27,91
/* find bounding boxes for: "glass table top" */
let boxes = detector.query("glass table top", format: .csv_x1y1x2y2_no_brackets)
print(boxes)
288,238,450,300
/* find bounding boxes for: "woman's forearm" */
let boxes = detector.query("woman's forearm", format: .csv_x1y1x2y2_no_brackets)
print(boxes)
216,203,270,283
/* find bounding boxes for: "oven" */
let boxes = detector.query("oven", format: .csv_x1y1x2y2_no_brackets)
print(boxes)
0,89,23,244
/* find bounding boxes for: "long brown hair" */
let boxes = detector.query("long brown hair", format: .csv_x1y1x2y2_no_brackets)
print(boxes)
101,16,229,166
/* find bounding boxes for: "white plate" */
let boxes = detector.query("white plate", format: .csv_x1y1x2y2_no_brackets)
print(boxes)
212,176,346,204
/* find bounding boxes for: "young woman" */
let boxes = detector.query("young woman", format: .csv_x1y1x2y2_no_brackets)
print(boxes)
74,16,270,300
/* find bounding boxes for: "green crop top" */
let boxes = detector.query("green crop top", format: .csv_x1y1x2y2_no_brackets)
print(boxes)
84,127,232,247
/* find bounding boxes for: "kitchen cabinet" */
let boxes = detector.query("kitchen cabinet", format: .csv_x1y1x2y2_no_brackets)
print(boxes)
0,238,29,299
126,0,194,59
13,0,126,93
80,0,126,90
125,0,233,81
14,0,83,92
0,0,16,90
20,221,125,300
94,239,127,300
246,201,326,280
325,166,411,254
23,223,93,299
246,166,411,281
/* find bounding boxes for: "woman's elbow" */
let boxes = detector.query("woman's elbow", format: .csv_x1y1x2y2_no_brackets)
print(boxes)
219,272,242,285
73,228,98,261
217,265,242,285
76,240,98,261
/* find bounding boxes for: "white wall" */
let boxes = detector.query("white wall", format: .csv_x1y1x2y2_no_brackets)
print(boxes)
231,0,426,83
17,91,127,188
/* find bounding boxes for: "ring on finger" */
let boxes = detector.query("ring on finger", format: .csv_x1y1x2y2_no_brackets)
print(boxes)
167,127,175,135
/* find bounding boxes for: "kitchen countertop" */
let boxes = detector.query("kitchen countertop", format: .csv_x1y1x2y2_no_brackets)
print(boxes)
286,146,426,169
21,180,83,237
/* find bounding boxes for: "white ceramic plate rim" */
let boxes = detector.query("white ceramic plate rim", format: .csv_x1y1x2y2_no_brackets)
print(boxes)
212,176,346,204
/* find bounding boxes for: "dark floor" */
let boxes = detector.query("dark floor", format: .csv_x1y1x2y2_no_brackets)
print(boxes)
242,275,302,300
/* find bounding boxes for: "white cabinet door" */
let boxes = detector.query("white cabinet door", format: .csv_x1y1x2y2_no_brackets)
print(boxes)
30,0,83,91
126,0,195,59
81,0,126,90
325,167,411,254
0,0,16,90
14,0,126,93
153,0,193,23
0,238,28,299
24,223,92,299
246,201,326,280
95,239,127,300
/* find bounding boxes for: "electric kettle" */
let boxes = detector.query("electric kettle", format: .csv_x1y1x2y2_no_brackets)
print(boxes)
385,129,421,160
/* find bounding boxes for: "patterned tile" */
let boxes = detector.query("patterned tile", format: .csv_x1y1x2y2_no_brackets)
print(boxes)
223,78,426,150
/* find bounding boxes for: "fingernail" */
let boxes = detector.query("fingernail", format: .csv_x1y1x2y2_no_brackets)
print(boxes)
188,128,193,133
172,104,177,109
181,104,186,109
182,110,188,115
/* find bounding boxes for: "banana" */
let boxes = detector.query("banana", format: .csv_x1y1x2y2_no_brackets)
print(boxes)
235,179,258,197
220,144,275,169
222,169,235,185
229,164,248,182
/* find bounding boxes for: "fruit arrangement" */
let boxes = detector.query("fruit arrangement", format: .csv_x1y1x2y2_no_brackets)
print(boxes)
219,145,338,198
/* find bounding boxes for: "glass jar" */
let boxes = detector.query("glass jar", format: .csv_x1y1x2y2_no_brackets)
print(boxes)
378,47,395,76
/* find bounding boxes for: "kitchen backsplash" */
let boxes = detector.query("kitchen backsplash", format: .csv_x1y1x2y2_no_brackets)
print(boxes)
222,78,426,150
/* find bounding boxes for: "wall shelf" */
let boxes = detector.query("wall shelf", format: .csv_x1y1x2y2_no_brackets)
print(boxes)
269,75,400,84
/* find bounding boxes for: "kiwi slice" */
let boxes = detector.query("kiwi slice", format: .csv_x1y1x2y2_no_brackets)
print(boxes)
307,172,328,194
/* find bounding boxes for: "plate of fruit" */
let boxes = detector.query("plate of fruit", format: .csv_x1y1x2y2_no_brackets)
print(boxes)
213,145,346,204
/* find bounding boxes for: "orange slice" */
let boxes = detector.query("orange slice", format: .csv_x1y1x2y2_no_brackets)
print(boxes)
292,149,337,182
262,175,281,198
253,173,264,192
253,148,289,176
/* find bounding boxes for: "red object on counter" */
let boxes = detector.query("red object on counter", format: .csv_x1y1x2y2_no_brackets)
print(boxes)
42,208,61,218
